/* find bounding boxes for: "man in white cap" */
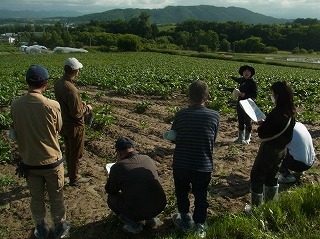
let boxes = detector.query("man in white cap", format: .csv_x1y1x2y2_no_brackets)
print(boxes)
54,58,93,186
11,65,70,239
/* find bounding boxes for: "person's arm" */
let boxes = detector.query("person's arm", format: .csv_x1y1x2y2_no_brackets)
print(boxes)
105,167,119,195
56,104,63,132
258,110,288,139
229,76,242,84
67,87,89,119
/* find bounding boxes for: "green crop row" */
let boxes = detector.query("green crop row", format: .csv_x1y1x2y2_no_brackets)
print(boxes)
0,52,319,126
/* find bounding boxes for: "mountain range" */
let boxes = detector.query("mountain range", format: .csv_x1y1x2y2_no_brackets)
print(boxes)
0,5,292,25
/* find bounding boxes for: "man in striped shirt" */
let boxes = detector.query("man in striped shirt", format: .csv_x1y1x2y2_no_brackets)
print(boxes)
171,80,220,238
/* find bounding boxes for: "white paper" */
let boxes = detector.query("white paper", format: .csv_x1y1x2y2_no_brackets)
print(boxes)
105,163,115,173
163,130,177,141
239,98,266,122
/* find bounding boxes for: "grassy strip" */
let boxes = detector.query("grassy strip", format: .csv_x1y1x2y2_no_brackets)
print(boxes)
155,184,320,239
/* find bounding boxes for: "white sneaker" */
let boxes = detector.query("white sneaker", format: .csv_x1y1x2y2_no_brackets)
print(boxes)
278,174,296,184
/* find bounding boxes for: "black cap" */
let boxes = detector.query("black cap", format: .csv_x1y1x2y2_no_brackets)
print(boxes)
115,137,135,150
238,65,255,77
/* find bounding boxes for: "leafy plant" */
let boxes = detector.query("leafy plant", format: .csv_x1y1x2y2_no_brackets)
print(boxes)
135,100,152,114
92,104,116,128
0,174,15,188
0,139,12,164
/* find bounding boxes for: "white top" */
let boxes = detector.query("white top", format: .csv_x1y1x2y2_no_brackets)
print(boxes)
287,122,315,166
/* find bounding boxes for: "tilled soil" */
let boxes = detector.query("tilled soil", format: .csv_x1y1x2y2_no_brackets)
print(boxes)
1,87,319,239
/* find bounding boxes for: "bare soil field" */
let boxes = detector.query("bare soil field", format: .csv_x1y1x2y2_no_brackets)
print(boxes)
1,86,319,239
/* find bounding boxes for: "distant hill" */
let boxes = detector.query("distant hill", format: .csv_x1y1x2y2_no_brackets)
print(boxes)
0,9,84,19
0,5,291,25
67,5,291,24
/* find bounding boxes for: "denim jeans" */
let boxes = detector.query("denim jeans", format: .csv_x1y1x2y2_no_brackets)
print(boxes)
173,168,211,224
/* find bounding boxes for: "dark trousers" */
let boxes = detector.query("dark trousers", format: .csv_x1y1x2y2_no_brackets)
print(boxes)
279,150,311,175
237,103,252,132
250,142,286,193
173,168,211,224
62,125,85,183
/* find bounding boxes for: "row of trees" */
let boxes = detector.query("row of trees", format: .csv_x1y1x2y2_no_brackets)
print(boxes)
1,13,320,53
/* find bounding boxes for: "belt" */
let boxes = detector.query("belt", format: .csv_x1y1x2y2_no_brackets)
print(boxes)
24,158,64,170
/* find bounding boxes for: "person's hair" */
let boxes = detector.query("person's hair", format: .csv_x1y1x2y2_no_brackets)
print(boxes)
64,65,78,75
188,80,209,104
26,77,47,88
271,81,296,117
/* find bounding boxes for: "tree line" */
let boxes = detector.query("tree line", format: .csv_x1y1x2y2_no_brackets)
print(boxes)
1,12,320,54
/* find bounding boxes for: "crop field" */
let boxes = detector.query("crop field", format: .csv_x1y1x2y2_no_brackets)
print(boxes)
1,52,319,127
0,52,319,239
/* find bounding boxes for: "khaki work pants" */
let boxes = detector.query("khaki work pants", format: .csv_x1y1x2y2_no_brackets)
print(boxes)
62,125,85,184
27,163,66,225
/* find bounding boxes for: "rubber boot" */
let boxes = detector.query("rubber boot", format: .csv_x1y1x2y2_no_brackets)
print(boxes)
234,130,245,143
244,131,251,144
264,184,279,203
251,191,264,206
244,191,264,213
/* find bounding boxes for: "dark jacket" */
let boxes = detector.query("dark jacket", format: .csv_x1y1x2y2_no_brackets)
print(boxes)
105,152,167,221
231,76,258,101
258,107,295,149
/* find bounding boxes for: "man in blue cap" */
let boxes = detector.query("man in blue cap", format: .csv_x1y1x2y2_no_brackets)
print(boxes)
105,136,167,234
11,65,70,239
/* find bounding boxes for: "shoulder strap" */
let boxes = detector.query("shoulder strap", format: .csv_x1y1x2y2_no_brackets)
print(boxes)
260,117,292,142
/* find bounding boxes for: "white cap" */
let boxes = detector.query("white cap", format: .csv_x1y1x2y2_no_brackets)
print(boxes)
64,57,83,70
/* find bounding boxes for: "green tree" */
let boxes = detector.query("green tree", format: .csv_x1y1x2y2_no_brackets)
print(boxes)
235,37,266,53
220,38,231,52
117,34,142,51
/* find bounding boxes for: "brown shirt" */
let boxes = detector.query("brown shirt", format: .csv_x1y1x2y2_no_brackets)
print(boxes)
11,92,62,166
54,75,90,127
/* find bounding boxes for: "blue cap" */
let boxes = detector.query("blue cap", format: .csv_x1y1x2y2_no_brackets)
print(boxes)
26,65,49,83
115,137,135,150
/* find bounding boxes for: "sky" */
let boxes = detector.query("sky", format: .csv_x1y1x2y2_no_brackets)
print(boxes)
1,0,320,19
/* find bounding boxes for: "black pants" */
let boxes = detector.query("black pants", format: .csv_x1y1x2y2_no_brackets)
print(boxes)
279,150,311,174
237,103,252,132
250,142,286,193
173,168,211,224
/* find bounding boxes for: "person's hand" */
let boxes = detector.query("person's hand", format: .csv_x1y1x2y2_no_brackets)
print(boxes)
256,120,265,125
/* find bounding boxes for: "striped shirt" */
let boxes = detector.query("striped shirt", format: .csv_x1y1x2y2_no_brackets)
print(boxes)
171,105,220,172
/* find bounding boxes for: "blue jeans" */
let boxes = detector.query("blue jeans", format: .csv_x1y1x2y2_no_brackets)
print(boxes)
173,168,211,224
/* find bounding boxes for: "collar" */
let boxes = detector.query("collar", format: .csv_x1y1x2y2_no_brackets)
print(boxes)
123,151,138,160
28,89,42,94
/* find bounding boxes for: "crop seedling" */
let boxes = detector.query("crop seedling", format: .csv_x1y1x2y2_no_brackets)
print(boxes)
135,100,151,114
